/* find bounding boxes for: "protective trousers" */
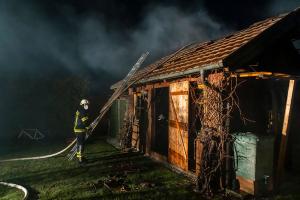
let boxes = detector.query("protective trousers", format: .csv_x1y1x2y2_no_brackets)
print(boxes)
76,133,85,162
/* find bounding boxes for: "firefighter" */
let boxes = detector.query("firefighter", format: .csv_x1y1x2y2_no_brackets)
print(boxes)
74,99,90,164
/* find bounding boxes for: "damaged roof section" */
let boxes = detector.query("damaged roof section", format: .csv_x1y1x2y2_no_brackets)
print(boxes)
144,16,282,78
125,7,300,84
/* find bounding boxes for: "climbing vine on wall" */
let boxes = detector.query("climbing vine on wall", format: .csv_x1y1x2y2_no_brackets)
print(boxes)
191,70,246,196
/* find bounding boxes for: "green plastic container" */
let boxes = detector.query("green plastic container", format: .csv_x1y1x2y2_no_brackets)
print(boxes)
234,132,274,195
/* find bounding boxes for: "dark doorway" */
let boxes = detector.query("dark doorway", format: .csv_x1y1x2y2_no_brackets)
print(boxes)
189,83,202,171
152,87,169,156
135,94,148,153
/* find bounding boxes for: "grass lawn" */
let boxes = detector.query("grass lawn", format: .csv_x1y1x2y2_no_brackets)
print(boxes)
1,137,300,200
0,137,204,200
0,185,24,200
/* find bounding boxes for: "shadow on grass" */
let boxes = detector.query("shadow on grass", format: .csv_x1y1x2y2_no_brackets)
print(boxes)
85,150,117,156
22,184,39,200
73,186,202,200
86,151,144,164
7,152,154,188
2,140,199,200
51,149,119,159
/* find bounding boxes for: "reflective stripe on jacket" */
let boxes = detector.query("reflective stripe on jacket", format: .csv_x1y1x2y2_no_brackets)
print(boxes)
74,108,89,133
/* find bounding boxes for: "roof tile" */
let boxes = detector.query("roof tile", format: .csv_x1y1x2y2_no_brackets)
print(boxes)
137,14,285,81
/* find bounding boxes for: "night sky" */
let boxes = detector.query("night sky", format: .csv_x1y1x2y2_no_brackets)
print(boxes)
0,0,299,142
1,0,299,75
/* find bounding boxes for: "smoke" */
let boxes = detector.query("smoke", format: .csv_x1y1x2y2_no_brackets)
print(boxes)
0,1,88,143
0,1,79,73
78,6,230,74
4,0,298,144
134,7,229,59
268,0,300,15
0,0,230,143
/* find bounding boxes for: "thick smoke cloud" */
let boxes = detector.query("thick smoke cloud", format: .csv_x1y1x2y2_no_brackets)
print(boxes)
0,0,92,143
78,6,230,74
0,1,79,73
1,0,297,143
0,0,229,143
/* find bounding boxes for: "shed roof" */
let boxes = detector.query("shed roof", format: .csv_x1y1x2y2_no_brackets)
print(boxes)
112,7,300,88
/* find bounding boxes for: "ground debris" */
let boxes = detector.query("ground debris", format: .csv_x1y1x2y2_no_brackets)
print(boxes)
116,161,143,174
102,171,163,194
140,181,156,188
103,173,131,193
85,181,98,193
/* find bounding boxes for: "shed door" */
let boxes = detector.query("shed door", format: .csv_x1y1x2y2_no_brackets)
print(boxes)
168,81,189,171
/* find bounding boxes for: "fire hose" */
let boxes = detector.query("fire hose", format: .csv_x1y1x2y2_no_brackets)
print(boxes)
0,140,76,163
67,51,150,160
0,43,192,163
67,44,193,160
0,181,28,200
0,45,192,200
0,53,149,199
0,52,148,164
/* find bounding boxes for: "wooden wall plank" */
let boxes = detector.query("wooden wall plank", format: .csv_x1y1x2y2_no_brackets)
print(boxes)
169,120,188,131
170,91,189,96
131,93,140,149
168,81,189,171
146,88,153,155
276,79,295,184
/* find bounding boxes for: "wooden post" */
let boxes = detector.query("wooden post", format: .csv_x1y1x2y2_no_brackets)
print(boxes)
195,137,204,175
131,93,140,149
276,79,295,185
146,88,153,155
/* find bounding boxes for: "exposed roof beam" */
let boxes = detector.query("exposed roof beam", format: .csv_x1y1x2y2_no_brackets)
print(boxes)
139,60,223,84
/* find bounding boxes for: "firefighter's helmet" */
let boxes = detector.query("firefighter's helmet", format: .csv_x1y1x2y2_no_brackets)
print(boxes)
80,99,89,106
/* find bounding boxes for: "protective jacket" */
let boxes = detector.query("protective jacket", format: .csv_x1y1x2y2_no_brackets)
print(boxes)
74,107,89,133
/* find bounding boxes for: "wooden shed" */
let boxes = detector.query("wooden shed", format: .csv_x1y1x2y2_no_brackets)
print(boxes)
110,8,300,195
